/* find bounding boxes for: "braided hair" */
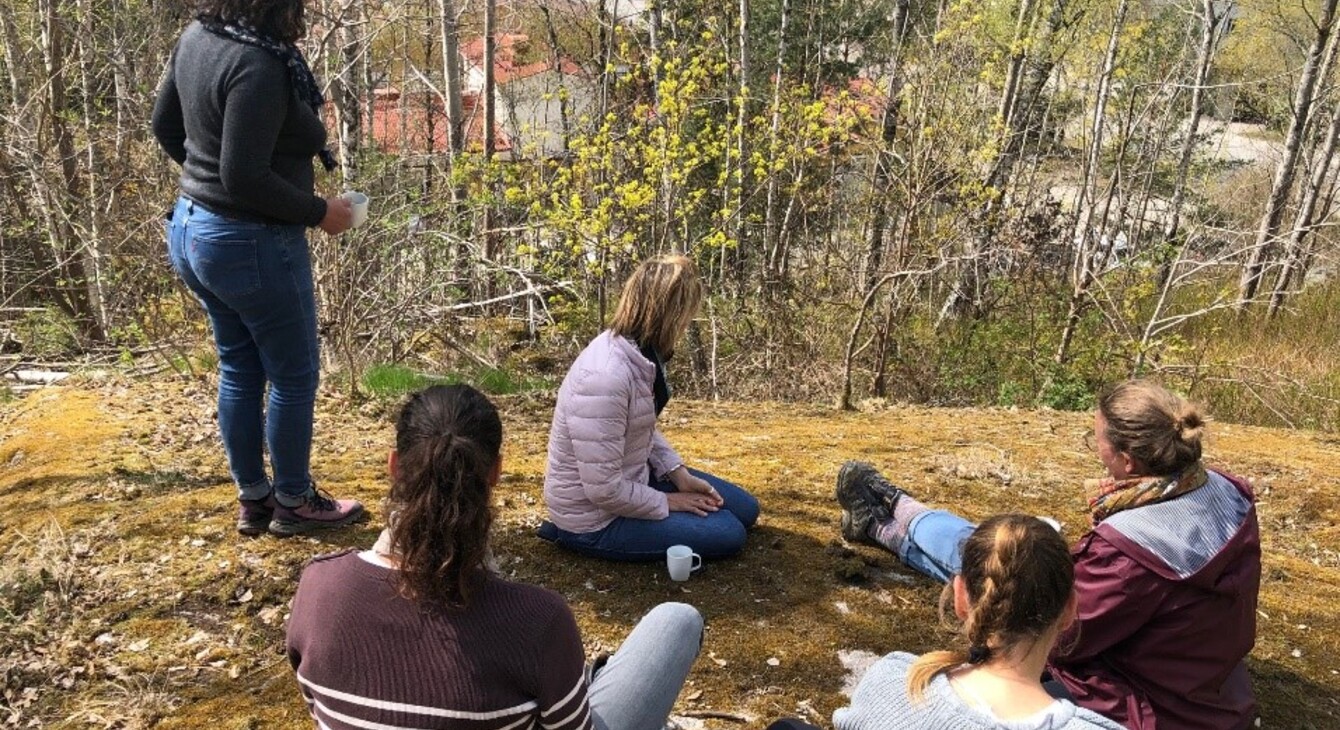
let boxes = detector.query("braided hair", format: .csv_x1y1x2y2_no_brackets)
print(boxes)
907,514,1074,700
387,384,502,609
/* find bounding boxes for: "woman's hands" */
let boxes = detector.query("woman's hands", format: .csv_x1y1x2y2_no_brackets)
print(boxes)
666,465,724,517
318,195,354,235
666,491,721,516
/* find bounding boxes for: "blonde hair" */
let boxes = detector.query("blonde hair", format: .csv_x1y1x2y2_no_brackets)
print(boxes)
609,255,704,356
1098,379,1206,475
908,515,1074,701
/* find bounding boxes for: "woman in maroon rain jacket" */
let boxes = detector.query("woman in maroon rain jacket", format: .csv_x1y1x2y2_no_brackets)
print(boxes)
834,379,1261,729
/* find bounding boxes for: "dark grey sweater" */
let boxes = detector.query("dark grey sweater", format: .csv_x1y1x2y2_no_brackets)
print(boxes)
152,21,328,226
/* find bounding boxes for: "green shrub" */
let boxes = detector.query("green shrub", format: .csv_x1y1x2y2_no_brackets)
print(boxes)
14,309,79,359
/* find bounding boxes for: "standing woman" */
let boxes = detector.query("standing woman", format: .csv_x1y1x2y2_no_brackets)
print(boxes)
152,0,363,536
540,255,760,561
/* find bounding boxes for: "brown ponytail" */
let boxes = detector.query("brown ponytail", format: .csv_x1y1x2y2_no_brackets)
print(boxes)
387,384,502,609
1098,379,1206,475
908,515,1073,701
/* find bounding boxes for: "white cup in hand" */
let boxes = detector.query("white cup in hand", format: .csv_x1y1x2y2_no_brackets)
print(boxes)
666,545,702,582
342,191,369,228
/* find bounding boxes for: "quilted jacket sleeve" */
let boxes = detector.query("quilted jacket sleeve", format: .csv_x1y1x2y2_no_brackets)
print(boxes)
566,367,670,520
648,430,684,480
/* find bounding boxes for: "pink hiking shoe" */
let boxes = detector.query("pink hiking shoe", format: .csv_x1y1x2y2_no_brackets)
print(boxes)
269,488,365,537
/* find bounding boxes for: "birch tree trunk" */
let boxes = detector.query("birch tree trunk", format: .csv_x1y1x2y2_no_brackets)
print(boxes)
1054,0,1128,366
762,0,791,286
540,5,570,153
438,0,466,159
1239,0,1339,307
1269,98,1340,315
732,0,750,287
482,0,498,296
1162,0,1222,248
861,0,911,291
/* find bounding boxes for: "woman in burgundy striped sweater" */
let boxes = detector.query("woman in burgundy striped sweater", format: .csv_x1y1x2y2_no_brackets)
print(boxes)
287,384,703,730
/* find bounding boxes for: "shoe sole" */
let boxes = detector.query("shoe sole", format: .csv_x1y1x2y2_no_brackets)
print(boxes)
237,521,269,537
835,461,875,508
268,506,367,538
838,460,906,513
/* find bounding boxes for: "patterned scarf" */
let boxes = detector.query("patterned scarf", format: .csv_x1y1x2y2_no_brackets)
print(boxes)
1084,462,1210,525
197,15,338,172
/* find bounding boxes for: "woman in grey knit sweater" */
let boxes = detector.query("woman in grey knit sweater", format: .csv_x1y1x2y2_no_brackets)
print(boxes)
832,515,1122,730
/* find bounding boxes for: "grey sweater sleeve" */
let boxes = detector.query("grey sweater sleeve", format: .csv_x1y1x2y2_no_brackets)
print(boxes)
218,59,327,226
151,56,187,166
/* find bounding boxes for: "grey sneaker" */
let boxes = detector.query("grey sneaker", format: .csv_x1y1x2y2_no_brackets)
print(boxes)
237,494,276,537
269,488,365,537
836,461,901,544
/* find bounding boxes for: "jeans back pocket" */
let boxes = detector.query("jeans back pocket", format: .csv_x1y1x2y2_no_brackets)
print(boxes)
189,228,262,300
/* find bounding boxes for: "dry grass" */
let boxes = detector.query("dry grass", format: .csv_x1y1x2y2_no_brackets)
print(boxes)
1,379,1337,728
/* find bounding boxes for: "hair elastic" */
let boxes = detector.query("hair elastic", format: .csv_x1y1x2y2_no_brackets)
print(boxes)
967,644,991,664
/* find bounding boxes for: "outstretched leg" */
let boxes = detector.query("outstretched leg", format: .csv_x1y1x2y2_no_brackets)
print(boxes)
589,602,703,730
837,461,975,583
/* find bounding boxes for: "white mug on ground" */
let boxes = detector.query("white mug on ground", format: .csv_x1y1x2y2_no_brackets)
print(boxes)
342,191,369,228
666,545,702,582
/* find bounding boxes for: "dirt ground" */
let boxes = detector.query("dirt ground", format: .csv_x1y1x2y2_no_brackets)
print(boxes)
2,378,1337,729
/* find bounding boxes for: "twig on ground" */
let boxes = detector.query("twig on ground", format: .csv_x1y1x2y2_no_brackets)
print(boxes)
679,711,750,723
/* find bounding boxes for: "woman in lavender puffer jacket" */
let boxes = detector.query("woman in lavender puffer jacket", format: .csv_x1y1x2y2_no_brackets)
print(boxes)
538,255,760,561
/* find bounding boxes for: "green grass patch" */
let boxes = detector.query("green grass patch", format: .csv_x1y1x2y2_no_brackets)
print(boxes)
362,364,549,399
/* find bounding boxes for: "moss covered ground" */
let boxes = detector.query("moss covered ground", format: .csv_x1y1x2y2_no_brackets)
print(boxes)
1,379,1337,728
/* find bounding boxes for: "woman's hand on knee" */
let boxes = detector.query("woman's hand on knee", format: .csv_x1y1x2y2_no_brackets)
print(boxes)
667,491,720,517
668,467,724,507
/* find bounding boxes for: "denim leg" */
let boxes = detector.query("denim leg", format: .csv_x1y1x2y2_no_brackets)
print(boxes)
898,509,975,583
549,509,749,562
172,198,269,500
589,602,702,730
180,199,319,501
247,231,320,499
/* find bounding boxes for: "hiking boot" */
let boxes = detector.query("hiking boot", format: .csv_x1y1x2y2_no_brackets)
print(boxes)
861,463,909,514
237,494,276,537
269,488,365,537
836,461,899,544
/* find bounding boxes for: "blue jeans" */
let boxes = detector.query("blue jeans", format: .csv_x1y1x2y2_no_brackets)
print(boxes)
898,509,975,583
167,197,319,502
542,468,760,561
589,602,703,730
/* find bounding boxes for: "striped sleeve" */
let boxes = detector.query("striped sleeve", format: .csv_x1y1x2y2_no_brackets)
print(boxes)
536,606,594,730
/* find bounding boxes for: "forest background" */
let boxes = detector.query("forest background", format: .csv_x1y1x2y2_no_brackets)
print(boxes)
3,0,1340,426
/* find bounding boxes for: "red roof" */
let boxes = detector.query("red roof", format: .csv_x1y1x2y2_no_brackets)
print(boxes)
461,33,583,84
367,88,512,155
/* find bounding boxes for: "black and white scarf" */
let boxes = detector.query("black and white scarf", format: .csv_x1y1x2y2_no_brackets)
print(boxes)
197,15,339,172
